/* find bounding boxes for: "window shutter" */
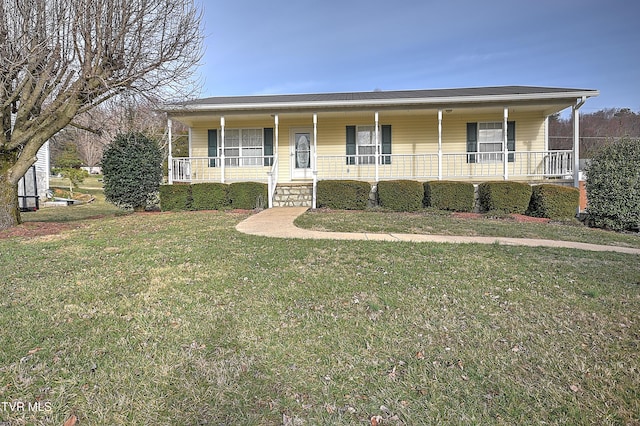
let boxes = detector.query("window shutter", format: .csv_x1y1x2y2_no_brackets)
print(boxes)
381,125,392,165
346,126,356,165
466,123,477,164
208,129,217,167
263,128,274,166
507,121,515,162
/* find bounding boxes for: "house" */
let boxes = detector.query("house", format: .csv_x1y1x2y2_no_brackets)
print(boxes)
164,86,598,208
17,141,50,211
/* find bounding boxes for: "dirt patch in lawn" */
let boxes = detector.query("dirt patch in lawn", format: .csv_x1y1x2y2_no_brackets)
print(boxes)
452,212,551,223
0,222,82,240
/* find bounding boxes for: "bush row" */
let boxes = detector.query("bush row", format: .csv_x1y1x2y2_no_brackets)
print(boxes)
159,182,268,211
316,179,579,219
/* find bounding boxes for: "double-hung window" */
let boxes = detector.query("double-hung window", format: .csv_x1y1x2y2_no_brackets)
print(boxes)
356,125,376,164
478,122,504,163
224,129,263,167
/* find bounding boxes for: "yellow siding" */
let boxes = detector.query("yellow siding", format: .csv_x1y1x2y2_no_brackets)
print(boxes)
186,111,547,183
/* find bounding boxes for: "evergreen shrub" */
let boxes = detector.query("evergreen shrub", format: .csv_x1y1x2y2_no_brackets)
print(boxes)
478,181,532,214
377,180,423,211
159,184,192,211
228,182,268,210
424,181,475,212
317,180,371,210
586,137,640,231
527,184,579,220
191,183,229,210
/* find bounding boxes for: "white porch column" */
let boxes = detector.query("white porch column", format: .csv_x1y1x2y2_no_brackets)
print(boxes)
274,114,279,158
167,118,173,184
437,110,443,180
312,113,318,209
573,97,586,188
503,107,509,180
220,116,225,184
374,112,380,183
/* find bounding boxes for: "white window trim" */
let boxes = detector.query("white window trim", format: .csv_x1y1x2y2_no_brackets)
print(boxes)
477,122,504,163
356,125,377,165
223,128,264,167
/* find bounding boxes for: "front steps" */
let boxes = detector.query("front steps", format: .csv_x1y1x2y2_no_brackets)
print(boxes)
273,183,312,207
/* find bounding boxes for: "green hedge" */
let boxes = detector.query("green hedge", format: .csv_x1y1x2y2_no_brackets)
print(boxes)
527,184,579,220
228,182,268,210
159,184,192,211
191,182,230,210
317,180,371,210
377,180,424,212
478,181,532,214
424,181,475,212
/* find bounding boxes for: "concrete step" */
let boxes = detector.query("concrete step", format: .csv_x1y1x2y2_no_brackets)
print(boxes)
273,184,312,207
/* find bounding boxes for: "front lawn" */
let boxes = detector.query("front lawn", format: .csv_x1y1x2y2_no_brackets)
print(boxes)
295,209,640,249
0,211,638,425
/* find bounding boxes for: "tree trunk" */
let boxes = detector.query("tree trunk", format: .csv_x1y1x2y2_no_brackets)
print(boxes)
0,154,21,230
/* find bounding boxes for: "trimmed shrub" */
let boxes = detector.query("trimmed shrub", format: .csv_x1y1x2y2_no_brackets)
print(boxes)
377,180,423,212
102,132,163,211
527,184,579,220
228,182,268,210
424,181,475,212
191,183,229,210
586,137,640,231
478,181,532,214
159,184,192,211
317,180,371,210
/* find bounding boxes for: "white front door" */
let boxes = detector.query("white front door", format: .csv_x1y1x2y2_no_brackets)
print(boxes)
290,128,313,179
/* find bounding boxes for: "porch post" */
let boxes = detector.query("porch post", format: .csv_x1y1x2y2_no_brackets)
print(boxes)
274,114,279,158
167,118,173,184
573,97,586,188
374,112,380,183
220,116,225,183
437,110,443,180
503,107,509,180
312,113,318,209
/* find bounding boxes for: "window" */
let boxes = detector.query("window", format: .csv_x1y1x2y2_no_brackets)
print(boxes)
466,121,515,164
346,125,392,165
478,122,503,163
223,129,263,167
356,125,376,164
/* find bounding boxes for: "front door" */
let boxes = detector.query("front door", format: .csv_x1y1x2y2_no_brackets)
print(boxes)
290,129,313,179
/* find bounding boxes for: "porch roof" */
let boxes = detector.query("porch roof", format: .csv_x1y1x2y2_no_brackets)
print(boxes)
166,86,598,117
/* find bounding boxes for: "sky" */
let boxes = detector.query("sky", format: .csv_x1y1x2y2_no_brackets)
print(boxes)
196,0,640,114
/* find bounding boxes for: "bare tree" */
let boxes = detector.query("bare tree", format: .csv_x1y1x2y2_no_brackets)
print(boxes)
0,0,203,229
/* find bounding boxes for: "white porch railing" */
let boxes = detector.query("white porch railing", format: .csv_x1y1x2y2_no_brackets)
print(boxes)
172,150,573,185
315,150,573,181
171,156,274,183
267,157,278,208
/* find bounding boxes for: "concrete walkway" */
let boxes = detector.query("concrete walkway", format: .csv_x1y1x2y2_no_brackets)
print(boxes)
235,207,640,255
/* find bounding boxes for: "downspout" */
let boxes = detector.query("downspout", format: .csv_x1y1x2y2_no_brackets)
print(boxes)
167,118,173,184
573,96,586,188
313,113,318,209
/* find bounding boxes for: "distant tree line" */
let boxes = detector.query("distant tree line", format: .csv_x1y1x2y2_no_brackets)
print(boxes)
549,108,640,158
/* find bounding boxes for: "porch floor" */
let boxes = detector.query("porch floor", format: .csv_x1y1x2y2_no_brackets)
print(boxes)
235,208,640,255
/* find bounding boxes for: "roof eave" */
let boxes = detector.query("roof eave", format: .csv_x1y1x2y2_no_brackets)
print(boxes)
165,90,600,114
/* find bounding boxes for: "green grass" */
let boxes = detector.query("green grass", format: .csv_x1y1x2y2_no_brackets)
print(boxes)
0,210,639,425
295,209,640,249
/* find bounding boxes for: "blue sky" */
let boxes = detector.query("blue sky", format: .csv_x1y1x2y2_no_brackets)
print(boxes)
197,0,640,113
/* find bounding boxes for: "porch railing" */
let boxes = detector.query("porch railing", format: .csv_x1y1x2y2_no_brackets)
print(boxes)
172,150,573,184
171,156,274,183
